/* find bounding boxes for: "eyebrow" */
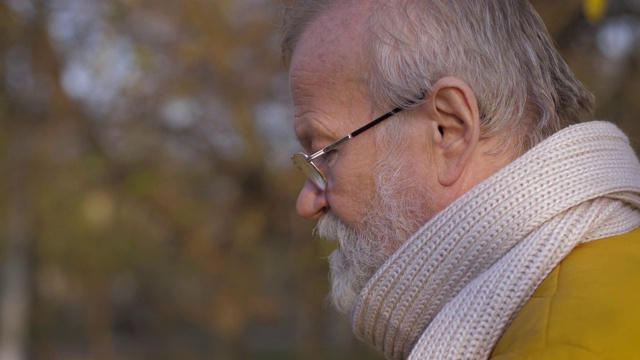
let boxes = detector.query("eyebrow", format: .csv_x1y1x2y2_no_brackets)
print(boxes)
294,116,339,152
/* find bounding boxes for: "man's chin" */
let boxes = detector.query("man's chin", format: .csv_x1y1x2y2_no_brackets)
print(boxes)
318,212,403,314
328,248,361,314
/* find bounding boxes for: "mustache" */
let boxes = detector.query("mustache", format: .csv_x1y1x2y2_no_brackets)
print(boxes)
316,212,387,270
315,212,354,243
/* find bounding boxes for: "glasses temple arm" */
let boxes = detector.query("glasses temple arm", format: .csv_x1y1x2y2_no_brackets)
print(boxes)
306,105,409,161
307,135,352,160
350,106,404,137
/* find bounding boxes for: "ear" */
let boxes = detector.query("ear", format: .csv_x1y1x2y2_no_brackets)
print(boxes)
424,76,481,187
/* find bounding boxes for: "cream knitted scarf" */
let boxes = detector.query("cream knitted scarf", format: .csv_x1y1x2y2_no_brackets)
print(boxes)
351,121,640,360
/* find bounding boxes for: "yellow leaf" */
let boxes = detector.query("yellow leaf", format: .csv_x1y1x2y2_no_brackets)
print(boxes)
583,0,608,23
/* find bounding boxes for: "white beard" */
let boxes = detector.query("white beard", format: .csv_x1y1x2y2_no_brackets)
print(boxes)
317,213,390,314
317,160,432,314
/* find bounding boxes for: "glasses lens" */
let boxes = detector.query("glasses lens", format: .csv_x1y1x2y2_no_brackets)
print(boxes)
292,153,326,190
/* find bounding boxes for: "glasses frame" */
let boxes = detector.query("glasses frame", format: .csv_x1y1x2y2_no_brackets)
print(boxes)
291,105,406,190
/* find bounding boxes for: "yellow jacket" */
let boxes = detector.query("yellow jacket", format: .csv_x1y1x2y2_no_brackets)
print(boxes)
491,227,640,359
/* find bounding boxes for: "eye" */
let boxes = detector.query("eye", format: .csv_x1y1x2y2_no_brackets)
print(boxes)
324,149,338,164
312,149,336,170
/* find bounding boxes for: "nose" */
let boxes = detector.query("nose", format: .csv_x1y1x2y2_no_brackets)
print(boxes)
296,180,328,219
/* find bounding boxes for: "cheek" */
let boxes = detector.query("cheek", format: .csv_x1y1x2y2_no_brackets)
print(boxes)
325,151,378,226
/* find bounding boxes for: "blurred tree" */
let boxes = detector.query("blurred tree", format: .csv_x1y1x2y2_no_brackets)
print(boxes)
0,0,637,359
584,0,609,22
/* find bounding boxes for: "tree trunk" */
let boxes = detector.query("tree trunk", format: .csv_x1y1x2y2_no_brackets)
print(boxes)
0,125,34,360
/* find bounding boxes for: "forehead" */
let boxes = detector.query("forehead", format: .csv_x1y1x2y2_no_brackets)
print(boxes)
289,0,370,89
294,8,355,64
289,1,371,138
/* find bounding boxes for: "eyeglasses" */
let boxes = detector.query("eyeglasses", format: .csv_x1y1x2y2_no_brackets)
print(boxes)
291,105,406,190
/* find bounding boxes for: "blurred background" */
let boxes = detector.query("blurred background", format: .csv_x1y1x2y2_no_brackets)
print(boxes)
0,0,638,359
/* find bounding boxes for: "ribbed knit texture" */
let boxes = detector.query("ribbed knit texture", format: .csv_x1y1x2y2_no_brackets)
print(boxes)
350,121,640,360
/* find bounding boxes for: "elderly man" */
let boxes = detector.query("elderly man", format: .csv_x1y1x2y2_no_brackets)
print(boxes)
282,0,640,359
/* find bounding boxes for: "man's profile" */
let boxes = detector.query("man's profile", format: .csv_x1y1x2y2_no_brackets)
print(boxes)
282,1,640,358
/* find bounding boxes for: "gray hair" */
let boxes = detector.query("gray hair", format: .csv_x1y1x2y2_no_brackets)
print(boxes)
281,0,595,155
